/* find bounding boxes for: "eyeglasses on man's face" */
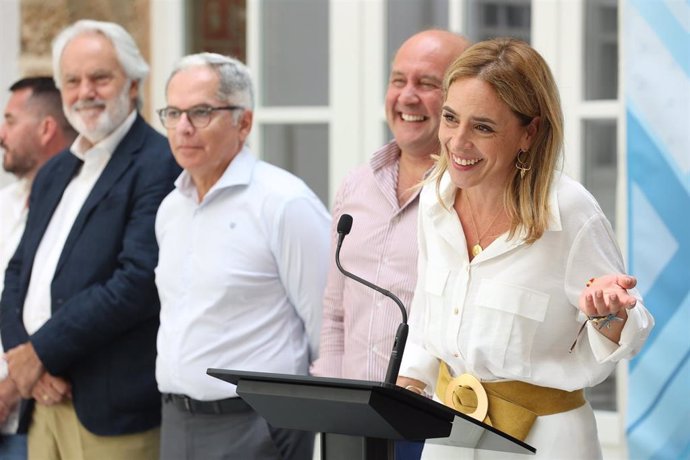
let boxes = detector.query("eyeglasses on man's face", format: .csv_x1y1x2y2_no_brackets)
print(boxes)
157,105,244,129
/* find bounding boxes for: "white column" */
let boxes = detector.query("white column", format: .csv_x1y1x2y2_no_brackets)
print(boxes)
0,0,20,187
150,0,186,133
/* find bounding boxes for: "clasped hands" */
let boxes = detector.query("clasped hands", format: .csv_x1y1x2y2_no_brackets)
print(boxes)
3,342,71,406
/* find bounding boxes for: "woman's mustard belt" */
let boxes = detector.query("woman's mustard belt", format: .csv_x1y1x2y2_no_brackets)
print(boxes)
436,362,586,441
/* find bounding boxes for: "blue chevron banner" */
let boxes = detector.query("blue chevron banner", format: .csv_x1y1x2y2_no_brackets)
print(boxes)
625,1,690,459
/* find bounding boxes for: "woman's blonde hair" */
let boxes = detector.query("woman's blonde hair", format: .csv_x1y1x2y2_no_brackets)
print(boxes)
428,37,564,244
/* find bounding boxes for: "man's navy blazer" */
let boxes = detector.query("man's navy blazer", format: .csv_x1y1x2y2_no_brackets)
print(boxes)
0,114,181,435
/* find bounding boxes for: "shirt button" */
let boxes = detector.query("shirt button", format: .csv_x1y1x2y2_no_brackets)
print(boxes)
453,353,459,358
453,308,459,315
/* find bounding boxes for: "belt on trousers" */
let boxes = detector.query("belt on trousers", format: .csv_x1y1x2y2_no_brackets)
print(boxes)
436,362,586,441
163,393,252,415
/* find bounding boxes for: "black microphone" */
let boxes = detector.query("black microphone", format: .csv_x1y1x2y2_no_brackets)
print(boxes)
336,213,353,248
335,213,408,386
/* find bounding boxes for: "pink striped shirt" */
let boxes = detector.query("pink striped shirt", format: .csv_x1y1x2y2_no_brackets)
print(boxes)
311,142,421,382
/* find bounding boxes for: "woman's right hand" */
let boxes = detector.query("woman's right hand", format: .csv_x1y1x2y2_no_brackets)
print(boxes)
396,376,428,396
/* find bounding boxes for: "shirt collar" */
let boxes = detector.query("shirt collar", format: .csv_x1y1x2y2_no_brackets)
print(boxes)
69,110,137,163
369,140,402,172
175,146,256,203
18,177,31,197
430,170,563,234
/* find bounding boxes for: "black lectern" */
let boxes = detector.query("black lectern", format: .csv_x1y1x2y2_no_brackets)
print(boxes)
207,369,535,459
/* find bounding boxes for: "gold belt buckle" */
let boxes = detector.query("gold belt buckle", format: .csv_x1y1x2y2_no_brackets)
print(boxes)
444,373,489,421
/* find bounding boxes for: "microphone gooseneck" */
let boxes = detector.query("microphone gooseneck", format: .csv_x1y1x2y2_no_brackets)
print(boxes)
335,214,409,386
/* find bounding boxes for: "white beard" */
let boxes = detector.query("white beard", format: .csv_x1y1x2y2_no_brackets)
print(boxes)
65,80,133,144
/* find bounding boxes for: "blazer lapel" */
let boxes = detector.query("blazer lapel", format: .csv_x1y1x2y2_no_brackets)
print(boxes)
26,154,83,255
55,115,146,274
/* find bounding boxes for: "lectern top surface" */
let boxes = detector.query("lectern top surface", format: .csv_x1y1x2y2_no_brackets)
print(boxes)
207,368,392,389
207,368,535,455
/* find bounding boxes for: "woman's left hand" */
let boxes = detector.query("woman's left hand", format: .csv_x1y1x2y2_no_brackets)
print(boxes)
577,274,638,344
579,274,637,318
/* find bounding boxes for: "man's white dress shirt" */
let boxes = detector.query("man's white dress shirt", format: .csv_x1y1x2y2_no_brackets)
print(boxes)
0,178,30,297
0,178,30,434
155,147,330,400
22,112,136,335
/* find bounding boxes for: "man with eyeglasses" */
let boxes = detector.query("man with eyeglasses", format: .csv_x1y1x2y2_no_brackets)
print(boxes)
154,53,330,460
0,20,180,459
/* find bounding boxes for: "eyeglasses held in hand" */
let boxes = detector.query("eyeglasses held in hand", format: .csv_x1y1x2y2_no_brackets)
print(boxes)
157,105,244,129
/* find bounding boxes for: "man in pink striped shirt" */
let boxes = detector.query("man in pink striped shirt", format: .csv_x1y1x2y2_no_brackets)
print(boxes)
311,30,470,459
311,30,470,382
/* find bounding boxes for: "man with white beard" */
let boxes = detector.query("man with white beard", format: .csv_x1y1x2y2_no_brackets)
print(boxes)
0,20,180,459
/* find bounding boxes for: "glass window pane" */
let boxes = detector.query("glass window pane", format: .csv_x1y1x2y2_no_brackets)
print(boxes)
261,124,329,206
188,0,247,61
385,0,449,91
484,4,499,27
582,119,617,228
466,0,531,43
261,0,329,106
506,4,530,28
584,0,618,100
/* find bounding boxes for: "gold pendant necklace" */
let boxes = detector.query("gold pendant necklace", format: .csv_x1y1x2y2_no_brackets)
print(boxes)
465,191,502,258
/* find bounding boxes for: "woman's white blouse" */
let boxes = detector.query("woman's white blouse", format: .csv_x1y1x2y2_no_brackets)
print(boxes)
400,172,654,393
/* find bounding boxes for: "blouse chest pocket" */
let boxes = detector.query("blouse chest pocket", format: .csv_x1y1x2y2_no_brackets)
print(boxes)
472,278,549,378
421,266,451,353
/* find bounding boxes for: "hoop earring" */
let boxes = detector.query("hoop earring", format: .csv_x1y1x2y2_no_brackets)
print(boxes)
515,149,531,179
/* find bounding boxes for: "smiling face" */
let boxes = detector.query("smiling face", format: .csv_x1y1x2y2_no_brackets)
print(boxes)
58,32,136,145
385,32,469,159
165,65,252,192
440,77,538,195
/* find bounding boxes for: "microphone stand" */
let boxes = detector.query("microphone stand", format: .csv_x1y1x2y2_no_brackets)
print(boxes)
335,214,409,386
